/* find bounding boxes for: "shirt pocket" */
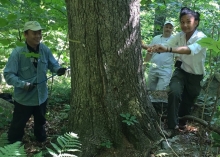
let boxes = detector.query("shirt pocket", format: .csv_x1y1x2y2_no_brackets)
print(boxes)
38,59,48,74
19,66,33,80
21,66,29,71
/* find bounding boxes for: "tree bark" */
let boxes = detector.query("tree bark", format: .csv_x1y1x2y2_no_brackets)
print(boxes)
65,0,162,156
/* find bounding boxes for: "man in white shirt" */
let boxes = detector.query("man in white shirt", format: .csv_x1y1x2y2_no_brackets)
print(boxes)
144,21,174,91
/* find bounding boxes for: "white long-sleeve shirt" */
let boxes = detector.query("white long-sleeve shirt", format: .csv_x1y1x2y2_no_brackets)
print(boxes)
149,35,174,69
165,30,206,75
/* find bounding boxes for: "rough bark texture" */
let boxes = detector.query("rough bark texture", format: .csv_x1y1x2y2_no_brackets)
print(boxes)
65,0,162,156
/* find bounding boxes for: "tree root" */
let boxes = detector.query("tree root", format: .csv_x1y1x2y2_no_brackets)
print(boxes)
162,115,220,135
179,115,220,134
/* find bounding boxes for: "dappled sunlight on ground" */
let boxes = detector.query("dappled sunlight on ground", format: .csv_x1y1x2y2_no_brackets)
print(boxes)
152,121,219,157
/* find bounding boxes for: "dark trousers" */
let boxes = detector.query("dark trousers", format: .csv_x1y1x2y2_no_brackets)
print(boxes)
167,68,203,129
8,100,47,143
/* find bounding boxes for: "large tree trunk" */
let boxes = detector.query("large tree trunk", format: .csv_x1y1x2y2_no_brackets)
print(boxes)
65,0,162,156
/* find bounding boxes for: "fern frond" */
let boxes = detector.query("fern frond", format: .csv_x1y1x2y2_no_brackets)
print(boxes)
59,153,77,157
0,141,27,156
57,136,66,148
46,147,58,156
18,145,26,155
51,142,62,154
0,133,9,147
33,151,42,157
66,149,81,152
47,132,81,157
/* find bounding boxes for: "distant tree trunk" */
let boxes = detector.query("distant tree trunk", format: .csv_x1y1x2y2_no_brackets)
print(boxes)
65,0,162,156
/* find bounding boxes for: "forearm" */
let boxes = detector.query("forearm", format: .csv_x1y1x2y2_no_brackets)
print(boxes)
168,46,191,54
142,44,148,50
4,72,25,88
144,53,152,62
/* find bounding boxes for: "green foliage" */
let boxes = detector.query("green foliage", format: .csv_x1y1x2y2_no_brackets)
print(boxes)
0,106,12,128
21,52,40,58
0,106,13,129
48,76,71,105
212,106,220,126
46,132,81,157
0,132,80,157
0,0,70,69
140,0,220,45
197,37,220,54
0,39,10,45
100,140,113,148
120,113,138,126
33,151,43,157
0,133,9,147
0,18,8,27
59,104,70,120
0,141,27,156
211,132,220,147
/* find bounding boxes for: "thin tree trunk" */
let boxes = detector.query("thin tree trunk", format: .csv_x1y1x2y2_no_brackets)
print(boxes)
65,0,162,156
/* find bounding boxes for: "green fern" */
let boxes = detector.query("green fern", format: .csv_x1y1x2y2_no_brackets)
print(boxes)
33,151,42,157
0,133,9,147
46,132,81,157
0,132,81,157
0,141,27,156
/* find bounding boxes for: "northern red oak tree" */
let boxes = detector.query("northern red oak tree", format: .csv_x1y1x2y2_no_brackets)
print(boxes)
65,0,162,156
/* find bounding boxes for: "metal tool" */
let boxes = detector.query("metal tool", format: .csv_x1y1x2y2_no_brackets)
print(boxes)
33,73,58,85
33,67,70,85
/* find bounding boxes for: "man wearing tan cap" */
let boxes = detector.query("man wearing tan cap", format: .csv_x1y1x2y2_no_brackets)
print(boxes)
142,21,175,91
4,21,66,143
141,21,174,114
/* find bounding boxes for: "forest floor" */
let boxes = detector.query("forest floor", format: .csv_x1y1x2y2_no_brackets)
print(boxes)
0,100,219,157
0,77,220,157
150,120,219,157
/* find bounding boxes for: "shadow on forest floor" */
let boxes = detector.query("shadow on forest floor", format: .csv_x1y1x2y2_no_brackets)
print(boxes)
0,77,220,156
152,121,218,157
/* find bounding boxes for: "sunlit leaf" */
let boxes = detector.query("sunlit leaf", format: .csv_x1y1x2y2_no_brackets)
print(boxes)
0,62,6,65
197,37,220,53
21,52,40,58
7,14,17,21
211,132,220,140
0,0,9,5
0,18,8,27
15,41,25,47
0,39,10,45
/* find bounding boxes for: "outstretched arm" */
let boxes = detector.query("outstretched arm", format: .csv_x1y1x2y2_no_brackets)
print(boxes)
147,44,191,54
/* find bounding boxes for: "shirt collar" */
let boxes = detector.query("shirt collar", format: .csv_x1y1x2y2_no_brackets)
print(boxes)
188,30,198,43
180,30,198,44
26,42,40,53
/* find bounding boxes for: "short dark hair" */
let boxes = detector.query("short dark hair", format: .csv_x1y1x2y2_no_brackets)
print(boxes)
179,7,200,28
